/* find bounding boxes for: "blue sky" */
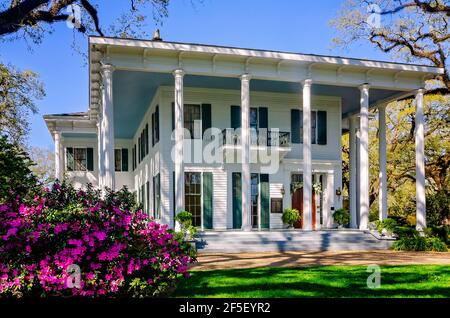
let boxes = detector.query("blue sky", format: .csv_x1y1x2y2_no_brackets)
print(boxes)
1,0,390,149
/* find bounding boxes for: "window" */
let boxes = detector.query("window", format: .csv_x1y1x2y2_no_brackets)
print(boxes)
185,172,201,227
114,148,129,172
184,104,201,139
271,198,283,213
298,111,317,144
153,174,161,219
66,147,94,172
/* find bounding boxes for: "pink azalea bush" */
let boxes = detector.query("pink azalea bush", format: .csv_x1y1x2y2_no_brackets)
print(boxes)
0,182,196,297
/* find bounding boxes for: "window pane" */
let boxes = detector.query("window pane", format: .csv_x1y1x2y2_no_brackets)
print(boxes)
184,104,201,139
74,148,87,171
115,149,121,172
311,111,317,144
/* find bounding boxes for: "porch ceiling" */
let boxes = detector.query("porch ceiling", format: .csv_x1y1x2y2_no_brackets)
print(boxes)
113,71,402,139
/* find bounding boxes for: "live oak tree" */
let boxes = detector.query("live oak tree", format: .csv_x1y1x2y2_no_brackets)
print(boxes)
331,0,449,94
0,0,171,43
0,0,179,142
0,63,44,144
333,1,450,225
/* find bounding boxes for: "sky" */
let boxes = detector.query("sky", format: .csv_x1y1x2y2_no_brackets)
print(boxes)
1,0,391,149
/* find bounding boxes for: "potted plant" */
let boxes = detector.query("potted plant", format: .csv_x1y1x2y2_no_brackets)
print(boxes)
174,211,198,249
282,208,300,229
333,208,350,228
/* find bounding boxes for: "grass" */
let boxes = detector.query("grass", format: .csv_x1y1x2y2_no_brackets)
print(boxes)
174,265,450,298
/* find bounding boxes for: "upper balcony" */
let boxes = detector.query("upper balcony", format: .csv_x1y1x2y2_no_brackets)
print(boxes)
221,128,292,161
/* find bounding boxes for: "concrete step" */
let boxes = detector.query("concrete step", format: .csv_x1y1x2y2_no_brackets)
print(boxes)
195,230,394,253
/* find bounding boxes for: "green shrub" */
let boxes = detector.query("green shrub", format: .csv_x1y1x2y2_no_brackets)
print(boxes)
426,237,448,252
426,225,450,247
426,190,450,227
375,218,397,234
333,208,350,226
282,208,300,227
392,228,448,252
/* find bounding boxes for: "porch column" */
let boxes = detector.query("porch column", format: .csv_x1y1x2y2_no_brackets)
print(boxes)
415,89,426,231
100,63,115,190
359,84,370,230
302,79,313,231
241,73,252,231
97,116,104,189
54,131,62,180
378,104,388,220
349,115,358,228
173,69,185,215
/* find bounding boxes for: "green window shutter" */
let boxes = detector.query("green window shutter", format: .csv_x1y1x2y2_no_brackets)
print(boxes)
171,102,175,132
260,174,270,229
151,113,155,146
230,105,241,129
155,106,160,144
66,147,74,172
172,171,175,224
145,124,149,155
86,147,94,171
203,172,213,229
146,181,150,215
121,148,128,171
201,103,212,137
258,107,268,129
291,109,300,143
232,172,242,229
317,111,327,145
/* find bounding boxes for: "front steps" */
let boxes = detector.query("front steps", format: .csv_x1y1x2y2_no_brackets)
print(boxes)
196,230,394,253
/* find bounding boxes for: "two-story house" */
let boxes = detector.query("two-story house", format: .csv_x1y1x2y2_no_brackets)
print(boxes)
44,36,443,234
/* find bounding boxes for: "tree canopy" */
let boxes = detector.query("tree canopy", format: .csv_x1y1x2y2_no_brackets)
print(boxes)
332,0,450,94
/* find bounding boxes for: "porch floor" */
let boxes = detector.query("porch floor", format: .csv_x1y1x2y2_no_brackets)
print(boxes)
196,229,394,253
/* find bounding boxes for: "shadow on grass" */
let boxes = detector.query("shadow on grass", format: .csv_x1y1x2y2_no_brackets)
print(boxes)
174,265,450,298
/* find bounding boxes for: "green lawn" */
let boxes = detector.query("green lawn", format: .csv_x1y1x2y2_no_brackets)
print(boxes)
174,265,450,298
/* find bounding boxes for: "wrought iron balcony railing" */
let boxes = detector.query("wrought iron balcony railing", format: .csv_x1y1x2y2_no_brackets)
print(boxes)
222,129,291,148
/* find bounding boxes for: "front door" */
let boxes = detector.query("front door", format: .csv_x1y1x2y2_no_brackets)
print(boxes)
291,173,316,230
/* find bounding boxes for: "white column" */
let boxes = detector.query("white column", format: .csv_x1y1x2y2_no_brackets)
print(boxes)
415,89,426,231
349,116,358,228
173,69,185,215
325,171,334,229
378,105,388,220
100,64,115,190
54,131,62,180
97,116,104,189
302,79,313,231
359,84,370,230
241,73,252,231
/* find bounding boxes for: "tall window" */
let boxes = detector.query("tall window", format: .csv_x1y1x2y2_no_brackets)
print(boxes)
153,174,161,219
298,111,318,144
184,104,201,139
185,172,201,227
114,148,129,172
152,106,160,146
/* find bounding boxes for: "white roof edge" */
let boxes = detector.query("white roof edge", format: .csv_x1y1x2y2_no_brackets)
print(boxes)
89,36,444,75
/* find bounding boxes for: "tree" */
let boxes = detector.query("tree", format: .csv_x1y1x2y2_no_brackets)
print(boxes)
331,0,450,94
0,63,45,144
0,135,38,203
29,146,54,184
0,0,172,44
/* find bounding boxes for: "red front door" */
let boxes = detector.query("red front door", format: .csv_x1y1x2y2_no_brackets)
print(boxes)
292,188,316,230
